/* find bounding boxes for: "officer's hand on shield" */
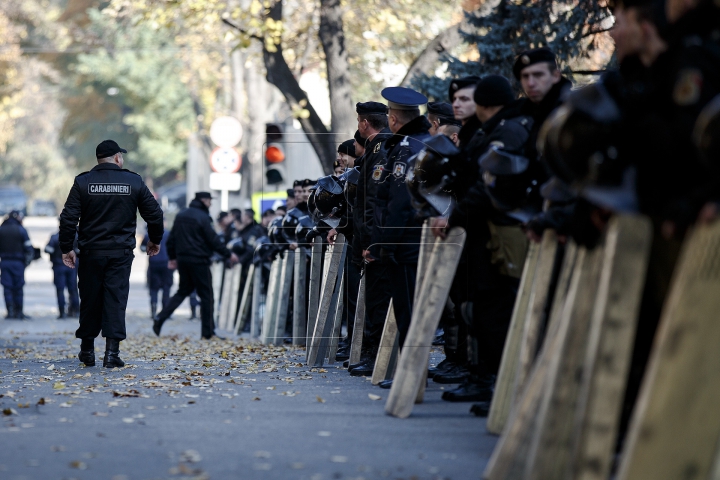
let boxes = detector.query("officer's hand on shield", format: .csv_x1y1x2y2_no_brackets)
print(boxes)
429,216,448,239
362,249,375,263
167,260,178,270
327,229,337,245
62,251,77,269
146,241,161,257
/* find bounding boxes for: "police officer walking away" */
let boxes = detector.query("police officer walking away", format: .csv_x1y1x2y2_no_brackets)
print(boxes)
152,192,238,339
0,211,34,319
59,139,164,368
141,223,172,320
45,221,80,319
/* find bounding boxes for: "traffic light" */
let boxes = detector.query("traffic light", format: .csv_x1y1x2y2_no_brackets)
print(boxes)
265,123,285,185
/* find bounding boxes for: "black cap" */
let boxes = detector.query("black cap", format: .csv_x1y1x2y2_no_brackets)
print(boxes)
438,116,462,127
338,139,357,158
217,211,230,221
244,208,255,217
381,87,428,110
513,47,557,80
292,180,302,188
356,101,388,115
276,204,287,212
427,102,454,120
474,75,515,107
286,188,296,198
448,76,481,103
354,130,366,148
194,191,213,201
262,208,275,217
95,139,127,159
301,179,317,188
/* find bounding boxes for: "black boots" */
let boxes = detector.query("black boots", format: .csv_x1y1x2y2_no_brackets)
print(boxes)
189,305,197,320
103,338,125,368
78,338,95,366
67,305,79,318
5,305,16,319
57,307,66,319
153,318,165,336
150,302,157,320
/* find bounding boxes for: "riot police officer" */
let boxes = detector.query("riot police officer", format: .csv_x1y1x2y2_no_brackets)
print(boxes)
59,139,164,367
45,221,79,319
0,211,34,319
353,87,432,377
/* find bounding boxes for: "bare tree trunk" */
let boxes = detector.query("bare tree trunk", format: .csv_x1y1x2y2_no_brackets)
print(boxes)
318,0,355,146
400,24,463,87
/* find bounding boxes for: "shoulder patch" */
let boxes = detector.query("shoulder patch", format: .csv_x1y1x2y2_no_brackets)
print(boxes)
392,162,406,178
372,164,384,181
673,68,703,106
373,142,381,154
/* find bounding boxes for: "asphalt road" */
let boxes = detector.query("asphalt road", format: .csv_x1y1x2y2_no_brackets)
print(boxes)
0,217,498,480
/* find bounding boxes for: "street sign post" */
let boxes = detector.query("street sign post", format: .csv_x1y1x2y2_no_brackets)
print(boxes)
209,116,243,211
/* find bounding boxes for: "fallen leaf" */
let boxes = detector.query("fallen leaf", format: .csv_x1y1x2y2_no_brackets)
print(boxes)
69,461,87,470
53,382,66,390
37,398,46,405
331,455,348,463
59,402,73,408
93,412,109,417
316,396,325,403
252,397,260,401
122,418,134,423
3,408,17,416
368,394,382,401
180,450,202,463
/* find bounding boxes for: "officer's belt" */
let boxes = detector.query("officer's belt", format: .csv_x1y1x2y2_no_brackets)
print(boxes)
81,249,132,257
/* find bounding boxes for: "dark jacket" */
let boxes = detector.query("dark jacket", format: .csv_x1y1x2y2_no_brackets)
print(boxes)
449,100,535,232
0,217,32,263
59,163,163,254
369,116,432,263
166,199,231,264
352,128,392,263
521,76,572,164
236,221,266,265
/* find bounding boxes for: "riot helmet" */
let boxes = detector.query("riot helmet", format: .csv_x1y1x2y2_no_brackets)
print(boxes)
480,146,542,222
339,167,360,205
295,214,316,243
538,83,623,187
408,134,462,216
309,175,346,229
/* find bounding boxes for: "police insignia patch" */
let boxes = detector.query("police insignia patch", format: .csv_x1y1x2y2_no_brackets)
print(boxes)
393,162,406,178
372,165,384,181
673,69,703,106
374,143,381,154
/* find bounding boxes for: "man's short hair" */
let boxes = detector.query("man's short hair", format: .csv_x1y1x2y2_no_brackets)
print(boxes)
390,108,421,125
262,209,275,217
358,113,388,131
438,124,460,137
276,205,287,213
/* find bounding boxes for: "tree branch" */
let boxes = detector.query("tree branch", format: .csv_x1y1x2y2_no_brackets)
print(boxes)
400,23,463,87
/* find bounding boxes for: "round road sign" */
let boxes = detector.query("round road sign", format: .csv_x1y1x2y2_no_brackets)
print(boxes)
210,147,241,173
210,116,243,148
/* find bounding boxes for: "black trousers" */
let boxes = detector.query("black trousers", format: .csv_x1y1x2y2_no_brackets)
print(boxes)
342,260,361,341
157,261,215,338
76,254,133,340
363,261,392,351
147,263,173,308
388,263,417,348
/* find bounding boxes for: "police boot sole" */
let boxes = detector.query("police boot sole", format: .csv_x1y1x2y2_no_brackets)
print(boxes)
433,373,470,384
349,365,374,377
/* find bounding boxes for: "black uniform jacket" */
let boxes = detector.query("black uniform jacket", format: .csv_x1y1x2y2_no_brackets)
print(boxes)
59,163,163,254
352,128,392,263
369,116,432,263
166,199,231,264
449,100,535,232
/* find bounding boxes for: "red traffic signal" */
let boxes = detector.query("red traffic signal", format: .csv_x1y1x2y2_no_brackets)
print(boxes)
265,145,285,163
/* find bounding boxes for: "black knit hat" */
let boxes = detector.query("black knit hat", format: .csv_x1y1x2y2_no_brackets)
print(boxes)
338,139,357,158
473,75,515,107
513,47,557,80
354,130,366,148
